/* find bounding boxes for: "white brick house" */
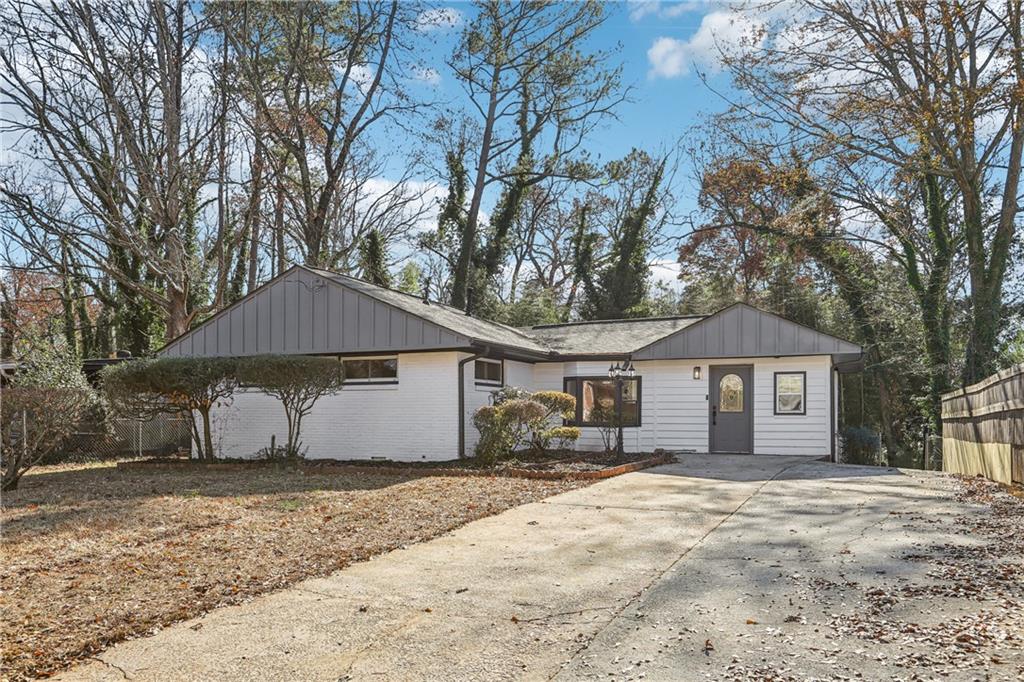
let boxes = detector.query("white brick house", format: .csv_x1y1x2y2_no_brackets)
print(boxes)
161,265,863,461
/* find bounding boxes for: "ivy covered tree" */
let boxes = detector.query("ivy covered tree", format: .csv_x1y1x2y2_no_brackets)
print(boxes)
358,229,391,287
580,153,668,320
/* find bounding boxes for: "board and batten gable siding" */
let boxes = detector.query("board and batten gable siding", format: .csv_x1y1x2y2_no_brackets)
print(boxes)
532,356,832,456
162,266,471,358
207,352,461,461
633,303,860,361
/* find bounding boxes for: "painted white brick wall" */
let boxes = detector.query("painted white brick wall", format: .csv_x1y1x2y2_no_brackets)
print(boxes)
462,356,535,454
208,352,460,461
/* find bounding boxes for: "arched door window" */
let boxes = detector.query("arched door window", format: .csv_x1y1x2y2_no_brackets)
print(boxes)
719,374,744,412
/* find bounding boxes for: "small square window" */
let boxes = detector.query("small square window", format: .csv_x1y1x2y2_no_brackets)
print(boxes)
774,372,806,415
474,359,502,385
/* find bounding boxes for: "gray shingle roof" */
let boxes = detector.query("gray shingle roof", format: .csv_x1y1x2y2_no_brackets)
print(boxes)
309,266,710,356
521,317,706,356
307,268,551,355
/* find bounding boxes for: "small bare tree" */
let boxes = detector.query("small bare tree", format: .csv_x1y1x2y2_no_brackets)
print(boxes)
236,356,346,458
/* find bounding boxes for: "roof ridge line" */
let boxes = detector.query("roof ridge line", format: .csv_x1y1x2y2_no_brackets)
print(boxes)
529,314,707,329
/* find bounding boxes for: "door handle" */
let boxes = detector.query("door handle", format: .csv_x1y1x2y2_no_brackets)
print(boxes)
712,406,717,425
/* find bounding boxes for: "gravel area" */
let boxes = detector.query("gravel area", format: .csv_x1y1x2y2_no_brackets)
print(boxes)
0,462,587,680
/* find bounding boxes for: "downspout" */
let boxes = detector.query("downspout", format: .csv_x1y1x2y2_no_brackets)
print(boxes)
830,360,837,463
458,348,486,459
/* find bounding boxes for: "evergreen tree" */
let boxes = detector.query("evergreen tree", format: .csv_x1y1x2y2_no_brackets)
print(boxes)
395,262,423,295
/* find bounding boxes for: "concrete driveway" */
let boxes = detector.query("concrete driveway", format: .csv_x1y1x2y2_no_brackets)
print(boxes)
59,455,1022,682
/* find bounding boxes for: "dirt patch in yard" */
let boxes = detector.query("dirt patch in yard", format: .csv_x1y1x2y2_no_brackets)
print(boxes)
0,462,587,680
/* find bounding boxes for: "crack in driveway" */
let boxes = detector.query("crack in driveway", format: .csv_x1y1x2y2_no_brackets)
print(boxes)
547,460,805,680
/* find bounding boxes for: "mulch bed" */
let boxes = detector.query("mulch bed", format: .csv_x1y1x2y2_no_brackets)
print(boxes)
0,463,589,680
118,450,674,481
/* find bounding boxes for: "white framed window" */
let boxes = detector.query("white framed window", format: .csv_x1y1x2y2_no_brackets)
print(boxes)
774,372,806,415
342,356,398,384
474,358,503,386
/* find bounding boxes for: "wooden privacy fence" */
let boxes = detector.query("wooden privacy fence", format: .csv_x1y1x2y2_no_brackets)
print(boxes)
941,363,1024,485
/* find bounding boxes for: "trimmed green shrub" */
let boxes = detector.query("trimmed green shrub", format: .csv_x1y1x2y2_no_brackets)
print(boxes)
531,391,576,419
236,355,345,458
473,388,580,464
472,405,513,467
103,357,239,461
525,391,578,453
542,425,582,450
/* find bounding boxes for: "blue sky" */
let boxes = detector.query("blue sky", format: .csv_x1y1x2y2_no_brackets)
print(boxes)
402,1,751,278
1,1,750,287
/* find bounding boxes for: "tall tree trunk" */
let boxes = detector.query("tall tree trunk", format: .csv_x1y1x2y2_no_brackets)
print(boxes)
274,176,286,276
246,126,266,293
155,0,188,343
452,62,503,310
916,174,954,433
214,24,230,309
59,244,77,355
808,238,908,459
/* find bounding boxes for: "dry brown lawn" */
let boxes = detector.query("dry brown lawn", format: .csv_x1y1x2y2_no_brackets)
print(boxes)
0,461,586,680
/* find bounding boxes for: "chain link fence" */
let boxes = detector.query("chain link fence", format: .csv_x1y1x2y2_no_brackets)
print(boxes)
49,413,191,462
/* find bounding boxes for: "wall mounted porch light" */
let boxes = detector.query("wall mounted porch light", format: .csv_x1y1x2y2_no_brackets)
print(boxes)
693,366,702,380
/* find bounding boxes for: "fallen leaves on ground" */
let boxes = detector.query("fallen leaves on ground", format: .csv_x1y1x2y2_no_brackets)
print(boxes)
823,475,1024,678
0,462,586,680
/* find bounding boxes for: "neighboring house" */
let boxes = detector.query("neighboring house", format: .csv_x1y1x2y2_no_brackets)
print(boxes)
161,265,863,461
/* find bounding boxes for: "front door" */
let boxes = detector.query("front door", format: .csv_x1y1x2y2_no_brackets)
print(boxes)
709,365,753,453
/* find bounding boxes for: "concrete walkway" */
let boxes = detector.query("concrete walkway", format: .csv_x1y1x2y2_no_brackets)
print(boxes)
58,455,1018,681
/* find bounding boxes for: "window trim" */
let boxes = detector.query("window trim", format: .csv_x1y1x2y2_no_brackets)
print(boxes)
773,371,807,416
340,355,399,386
474,358,504,386
562,375,642,428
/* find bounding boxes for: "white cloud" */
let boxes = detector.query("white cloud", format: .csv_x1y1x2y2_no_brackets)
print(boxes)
629,1,703,22
647,10,763,79
629,1,662,21
414,7,463,32
649,259,682,290
411,66,441,87
647,37,690,79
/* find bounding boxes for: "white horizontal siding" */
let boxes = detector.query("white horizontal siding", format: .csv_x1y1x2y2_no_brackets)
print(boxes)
752,356,831,456
206,352,460,461
528,356,832,457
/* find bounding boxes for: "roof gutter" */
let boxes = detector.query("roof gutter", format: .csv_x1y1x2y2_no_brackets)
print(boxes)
458,347,488,458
